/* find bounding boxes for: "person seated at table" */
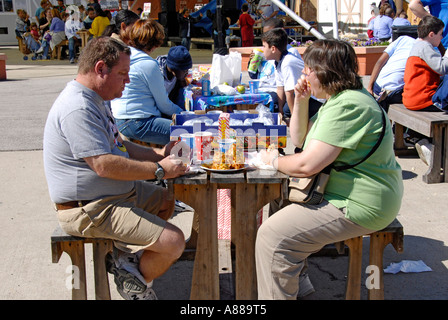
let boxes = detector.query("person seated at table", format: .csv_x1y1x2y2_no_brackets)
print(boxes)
89,7,110,38
111,19,184,146
43,36,188,300
65,8,83,64
249,18,303,112
101,9,140,45
83,7,96,30
367,35,416,112
261,28,322,124
256,39,404,300
156,46,193,109
367,4,394,41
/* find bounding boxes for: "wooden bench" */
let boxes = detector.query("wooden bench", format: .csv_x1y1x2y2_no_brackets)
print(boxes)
191,37,214,50
388,103,448,183
51,39,69,60
336,218,404,300
51,225,113,300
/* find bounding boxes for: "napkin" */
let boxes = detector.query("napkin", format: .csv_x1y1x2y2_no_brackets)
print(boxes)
247,151,276,170
383,260,432,274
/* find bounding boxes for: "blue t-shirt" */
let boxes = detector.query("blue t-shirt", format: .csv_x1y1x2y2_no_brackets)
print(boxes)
421,0,448,48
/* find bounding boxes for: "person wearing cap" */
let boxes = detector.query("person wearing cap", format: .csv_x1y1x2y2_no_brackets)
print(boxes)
111,19,184,146
156,46,192,108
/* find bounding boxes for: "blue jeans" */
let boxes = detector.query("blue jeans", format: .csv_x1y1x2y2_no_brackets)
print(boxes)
68,37,78,60
373,82,403,112
115,117,172,145
181,37,191,51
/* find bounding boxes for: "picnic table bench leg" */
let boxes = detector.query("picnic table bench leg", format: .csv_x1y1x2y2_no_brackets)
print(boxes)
423,125,445,183
92,239,113,300
344,236,363,300
232,183,281,300
174,183,220,300
61,241,88,300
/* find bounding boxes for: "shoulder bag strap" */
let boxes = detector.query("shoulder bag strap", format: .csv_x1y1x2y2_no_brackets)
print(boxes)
332,104,387,172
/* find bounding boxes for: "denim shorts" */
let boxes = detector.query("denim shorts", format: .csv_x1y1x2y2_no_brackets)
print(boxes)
116,117,172,145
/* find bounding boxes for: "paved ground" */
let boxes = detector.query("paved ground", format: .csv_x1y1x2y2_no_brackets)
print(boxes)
0,45,447,301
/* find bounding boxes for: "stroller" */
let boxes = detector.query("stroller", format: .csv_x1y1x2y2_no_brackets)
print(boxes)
19,32,42,60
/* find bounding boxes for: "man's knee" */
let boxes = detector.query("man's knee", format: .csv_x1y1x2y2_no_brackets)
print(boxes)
156,223,185,259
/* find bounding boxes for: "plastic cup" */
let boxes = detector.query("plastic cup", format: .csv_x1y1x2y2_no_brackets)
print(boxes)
195,132,213,163
249,80,259,94
180,133,195,163
218,139,236,164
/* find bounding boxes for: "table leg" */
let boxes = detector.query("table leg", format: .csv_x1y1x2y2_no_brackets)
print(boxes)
232,183,281,300
174,183,220,300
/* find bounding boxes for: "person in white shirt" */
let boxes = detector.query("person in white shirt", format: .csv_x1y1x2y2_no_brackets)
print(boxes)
261,28,322,124
256,0,279,26
65,8,83,63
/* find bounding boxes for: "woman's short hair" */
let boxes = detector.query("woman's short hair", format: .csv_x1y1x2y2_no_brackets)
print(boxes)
77,36,131,74
125,19,165,52
302,39,363,94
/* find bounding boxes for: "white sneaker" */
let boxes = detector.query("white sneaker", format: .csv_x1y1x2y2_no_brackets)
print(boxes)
415,139,433,166
117,283,158,300
106,248,147,295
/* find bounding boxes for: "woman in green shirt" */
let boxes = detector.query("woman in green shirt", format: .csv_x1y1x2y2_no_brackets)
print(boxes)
256,39,403,300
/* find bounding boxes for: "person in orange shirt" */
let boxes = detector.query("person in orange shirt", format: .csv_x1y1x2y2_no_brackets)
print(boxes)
403,15,448,111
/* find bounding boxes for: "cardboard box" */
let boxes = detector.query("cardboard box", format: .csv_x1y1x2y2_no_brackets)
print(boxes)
170,112,287,149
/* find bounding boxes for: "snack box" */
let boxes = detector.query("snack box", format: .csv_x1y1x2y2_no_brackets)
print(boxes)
170,112,287,149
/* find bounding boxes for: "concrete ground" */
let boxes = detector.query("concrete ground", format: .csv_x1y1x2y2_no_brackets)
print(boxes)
0,45,447,301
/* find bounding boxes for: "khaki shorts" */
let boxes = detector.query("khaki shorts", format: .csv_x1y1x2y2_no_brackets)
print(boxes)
57,180,167,253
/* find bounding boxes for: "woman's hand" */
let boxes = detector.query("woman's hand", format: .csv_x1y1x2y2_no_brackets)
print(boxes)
259,148,280,168
294,75,311,100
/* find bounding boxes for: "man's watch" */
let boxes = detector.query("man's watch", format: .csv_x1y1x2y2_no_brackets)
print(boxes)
155,163,165,181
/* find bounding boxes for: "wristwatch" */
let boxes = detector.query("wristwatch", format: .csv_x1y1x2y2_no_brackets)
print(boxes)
155,163,165,181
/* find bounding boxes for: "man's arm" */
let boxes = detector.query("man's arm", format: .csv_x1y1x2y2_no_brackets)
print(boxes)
276,86,286,114
367,52,390,95
409,0,431,19
285,89,295,116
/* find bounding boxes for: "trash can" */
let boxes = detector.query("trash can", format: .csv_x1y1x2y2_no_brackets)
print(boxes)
392,25,418,41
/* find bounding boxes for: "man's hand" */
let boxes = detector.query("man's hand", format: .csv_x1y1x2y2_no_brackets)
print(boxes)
159,154,188,179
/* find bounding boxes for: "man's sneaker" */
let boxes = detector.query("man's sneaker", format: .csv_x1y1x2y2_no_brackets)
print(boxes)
106,248,147,295
174,199,192,213
117,282,158,300
69,58,75,64
415,139,433,166
297,273,315,299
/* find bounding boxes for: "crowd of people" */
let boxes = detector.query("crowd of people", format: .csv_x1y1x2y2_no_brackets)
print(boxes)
15,0,114,62
41,0,448,301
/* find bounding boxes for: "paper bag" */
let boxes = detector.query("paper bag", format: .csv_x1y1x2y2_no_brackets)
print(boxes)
210,51,242,88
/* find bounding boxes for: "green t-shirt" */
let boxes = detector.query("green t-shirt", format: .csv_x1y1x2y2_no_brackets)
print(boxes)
304,88,403,230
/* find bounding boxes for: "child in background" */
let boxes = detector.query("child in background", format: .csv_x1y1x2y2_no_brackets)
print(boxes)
83,7,95,30
237,3,255,47
403,15,448,111
15,9,30,38
30,22,40,42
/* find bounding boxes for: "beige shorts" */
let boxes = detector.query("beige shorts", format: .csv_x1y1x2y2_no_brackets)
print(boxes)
57,180,167,253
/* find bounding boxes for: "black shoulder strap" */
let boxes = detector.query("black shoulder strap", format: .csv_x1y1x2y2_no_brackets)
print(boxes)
332,104,386,172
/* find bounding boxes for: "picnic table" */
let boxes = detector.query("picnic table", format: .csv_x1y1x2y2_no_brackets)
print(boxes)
169,167,288,299
184,88,274,112
76,29,90,50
